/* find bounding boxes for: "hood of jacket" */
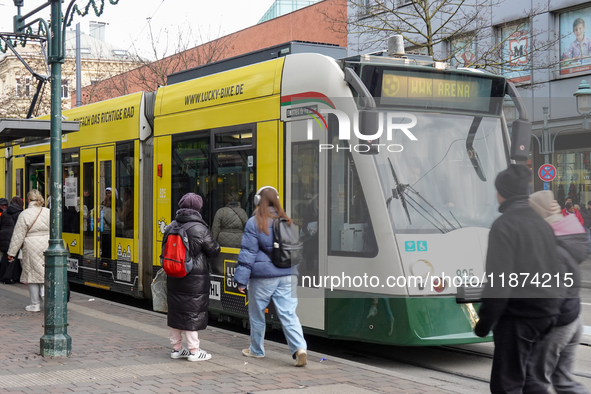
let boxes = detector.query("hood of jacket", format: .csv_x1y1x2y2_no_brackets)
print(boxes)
175,208,208,227
5,202,23,215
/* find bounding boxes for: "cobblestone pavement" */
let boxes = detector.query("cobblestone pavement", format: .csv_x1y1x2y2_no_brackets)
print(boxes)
0,283,463,394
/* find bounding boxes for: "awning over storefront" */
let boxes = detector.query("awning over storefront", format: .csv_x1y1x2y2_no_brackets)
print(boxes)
0,118,79,146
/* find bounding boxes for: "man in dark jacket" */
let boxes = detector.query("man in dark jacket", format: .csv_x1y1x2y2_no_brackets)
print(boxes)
167,193,220,362
0,198,8,215
0,197,24,284
474,164,561,393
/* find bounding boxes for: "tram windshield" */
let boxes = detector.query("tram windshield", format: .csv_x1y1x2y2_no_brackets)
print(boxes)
375,112,509,233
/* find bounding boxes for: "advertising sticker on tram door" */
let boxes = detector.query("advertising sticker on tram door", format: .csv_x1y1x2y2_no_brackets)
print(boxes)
538,164,556,182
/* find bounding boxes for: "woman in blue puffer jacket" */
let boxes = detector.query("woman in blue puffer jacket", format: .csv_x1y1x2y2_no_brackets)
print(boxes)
233,186,307,367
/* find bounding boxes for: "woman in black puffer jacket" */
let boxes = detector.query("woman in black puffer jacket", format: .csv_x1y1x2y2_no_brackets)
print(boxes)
0,196,24,284
166,193,220,362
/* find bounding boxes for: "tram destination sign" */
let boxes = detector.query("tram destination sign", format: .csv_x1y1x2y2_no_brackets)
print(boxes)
370,67,504,115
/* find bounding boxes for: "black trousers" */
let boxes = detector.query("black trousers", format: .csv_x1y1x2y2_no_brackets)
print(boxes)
490,316,556,394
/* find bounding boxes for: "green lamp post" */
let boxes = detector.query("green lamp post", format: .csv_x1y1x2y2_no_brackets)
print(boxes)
573,80,591,130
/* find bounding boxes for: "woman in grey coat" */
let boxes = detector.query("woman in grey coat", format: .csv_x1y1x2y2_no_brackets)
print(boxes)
211,192,248,248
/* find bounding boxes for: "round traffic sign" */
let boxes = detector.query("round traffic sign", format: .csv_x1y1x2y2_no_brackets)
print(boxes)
538,164,556,182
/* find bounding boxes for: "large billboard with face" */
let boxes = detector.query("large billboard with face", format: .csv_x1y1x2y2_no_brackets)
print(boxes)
560,6,591,75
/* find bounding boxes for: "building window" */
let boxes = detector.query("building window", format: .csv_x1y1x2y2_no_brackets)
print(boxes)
554,150,591,208
500,20,531,83
448,35,476,67
25,77,31,96
15,77,21,96
61,79,69,99
559,6,591,75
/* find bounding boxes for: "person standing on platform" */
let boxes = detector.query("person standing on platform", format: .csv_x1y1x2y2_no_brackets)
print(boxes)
474,164,561,393
0,198,8,216
525,191,590,394
0,196,24,284
211,192,248,248
234,186,308,367
167,193,220,362
7,190,50,312
562,201,585,226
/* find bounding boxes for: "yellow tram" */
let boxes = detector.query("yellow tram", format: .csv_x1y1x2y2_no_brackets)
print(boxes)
6,42,531,345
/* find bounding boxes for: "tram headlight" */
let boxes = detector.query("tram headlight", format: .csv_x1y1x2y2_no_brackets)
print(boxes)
410,259,434,290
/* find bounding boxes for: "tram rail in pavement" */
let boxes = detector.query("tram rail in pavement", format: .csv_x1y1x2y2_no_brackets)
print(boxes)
0,283,485,394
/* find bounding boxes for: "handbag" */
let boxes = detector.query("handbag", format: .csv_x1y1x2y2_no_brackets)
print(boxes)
151,268,168,313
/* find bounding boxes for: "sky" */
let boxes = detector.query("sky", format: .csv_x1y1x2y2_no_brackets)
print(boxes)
0,0,277,59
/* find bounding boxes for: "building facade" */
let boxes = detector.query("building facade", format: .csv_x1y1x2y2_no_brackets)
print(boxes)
0,29,136,118
348,0,591,205
76,0,347,105
258,0,321,23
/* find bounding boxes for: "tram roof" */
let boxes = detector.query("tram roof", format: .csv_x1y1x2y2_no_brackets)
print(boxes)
0,118,80,147
167,41,347,85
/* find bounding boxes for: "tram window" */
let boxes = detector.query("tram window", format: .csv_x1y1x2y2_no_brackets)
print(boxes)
210,150,255,247
214,127,254,149
291,141,319,283
26,155,45,198
171,135,210,221
46,166,51,207
98,160,113,258
62,152,80,234
116,142,135,238
328,117,377,256
15,169,23,198
82,162,94,257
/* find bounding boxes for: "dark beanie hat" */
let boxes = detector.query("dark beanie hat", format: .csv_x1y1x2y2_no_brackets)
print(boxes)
178,193,203,211
0,198,8,206
494,164,531,199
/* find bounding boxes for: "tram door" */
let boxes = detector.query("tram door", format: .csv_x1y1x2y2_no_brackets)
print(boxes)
80,147,116,267
286,120,325,330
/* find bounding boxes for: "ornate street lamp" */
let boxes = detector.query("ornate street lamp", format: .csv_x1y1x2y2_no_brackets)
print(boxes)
573,80,591,129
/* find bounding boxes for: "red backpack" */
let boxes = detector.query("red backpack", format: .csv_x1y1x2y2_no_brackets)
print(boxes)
160,221,198,277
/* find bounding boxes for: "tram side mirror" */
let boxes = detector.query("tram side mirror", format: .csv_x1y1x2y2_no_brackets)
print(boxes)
359,109,380,155
510,119,532,162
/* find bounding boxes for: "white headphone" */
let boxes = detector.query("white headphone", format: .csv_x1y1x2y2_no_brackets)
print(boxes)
254,186,278,206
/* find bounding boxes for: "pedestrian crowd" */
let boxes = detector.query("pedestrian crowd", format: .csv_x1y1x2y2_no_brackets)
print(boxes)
161,188,307,366
4,167,590,387
476,164,590,394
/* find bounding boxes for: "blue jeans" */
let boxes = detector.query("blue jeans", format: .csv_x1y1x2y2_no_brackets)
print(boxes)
247,275,307,357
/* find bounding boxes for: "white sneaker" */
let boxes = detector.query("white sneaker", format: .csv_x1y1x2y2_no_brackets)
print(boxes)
25,304,40,312
170,348,190,359
295,349,307,367
187,350,212,362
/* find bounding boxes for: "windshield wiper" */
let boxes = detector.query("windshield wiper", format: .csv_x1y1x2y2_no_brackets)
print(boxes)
402,185,459,233
387,158,459,233
466,117,487,181
386,158,411,224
